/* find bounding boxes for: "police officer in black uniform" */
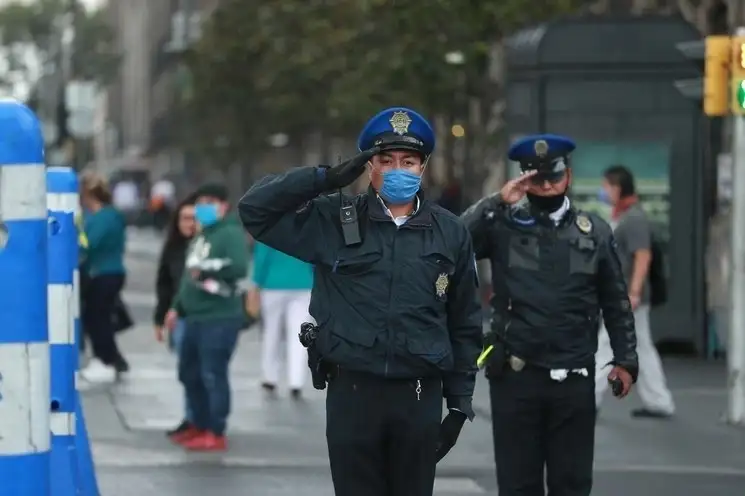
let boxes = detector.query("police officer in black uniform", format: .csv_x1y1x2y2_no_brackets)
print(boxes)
461,134,639,496
239,107,483,496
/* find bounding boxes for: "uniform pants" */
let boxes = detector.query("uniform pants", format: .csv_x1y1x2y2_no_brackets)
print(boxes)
595,304,675,414
326,369,442,496
260,289,311,389
490,366,595,496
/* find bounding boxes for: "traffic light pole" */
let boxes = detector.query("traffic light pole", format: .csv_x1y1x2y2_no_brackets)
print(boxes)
729,28,745,426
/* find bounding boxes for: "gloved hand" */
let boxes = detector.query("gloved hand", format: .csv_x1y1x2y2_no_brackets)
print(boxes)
608,365,633,398
435,410,467,463
324,147,380,190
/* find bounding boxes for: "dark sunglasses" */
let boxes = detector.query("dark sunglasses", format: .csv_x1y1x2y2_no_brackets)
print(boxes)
529,169,566,185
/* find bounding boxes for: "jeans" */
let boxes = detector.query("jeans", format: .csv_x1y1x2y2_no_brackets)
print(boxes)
178,317,242,435
171,320,194,423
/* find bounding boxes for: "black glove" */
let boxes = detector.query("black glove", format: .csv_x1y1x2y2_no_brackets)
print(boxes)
435,410,467,463
324,147,380,190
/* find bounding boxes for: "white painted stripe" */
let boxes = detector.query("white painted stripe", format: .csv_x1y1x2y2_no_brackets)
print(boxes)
47,284,74,345
46,192,78,214
0,342,51,454
50,411,75,436
72,270,80,319
0,164,46,221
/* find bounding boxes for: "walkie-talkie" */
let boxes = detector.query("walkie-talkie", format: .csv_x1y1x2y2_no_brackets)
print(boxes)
337,154,361,246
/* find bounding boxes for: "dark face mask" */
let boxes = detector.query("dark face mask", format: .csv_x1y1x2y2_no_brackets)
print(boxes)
526,192,565,213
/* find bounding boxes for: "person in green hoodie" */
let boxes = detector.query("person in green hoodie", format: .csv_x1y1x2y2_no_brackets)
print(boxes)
78,171,129,384
253,242,313,399
164,183,249,452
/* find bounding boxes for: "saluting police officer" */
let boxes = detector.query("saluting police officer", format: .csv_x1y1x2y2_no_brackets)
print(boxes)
239,107,483,496
461,134,639,496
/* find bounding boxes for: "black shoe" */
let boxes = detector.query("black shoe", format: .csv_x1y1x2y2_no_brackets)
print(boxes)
166,420,192,437
261,383,276,395
290,389,302,400
631,408,673,419
114,358,130,374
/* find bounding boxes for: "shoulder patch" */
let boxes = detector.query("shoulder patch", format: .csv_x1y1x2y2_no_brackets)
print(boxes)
509,204,536,226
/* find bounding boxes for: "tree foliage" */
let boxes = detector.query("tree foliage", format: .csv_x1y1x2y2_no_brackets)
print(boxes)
0,0,119,84
188,0,589,161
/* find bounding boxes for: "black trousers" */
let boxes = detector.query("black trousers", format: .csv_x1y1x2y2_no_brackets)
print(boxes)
489,366,595,496
326,368,442,496
82,274,126,365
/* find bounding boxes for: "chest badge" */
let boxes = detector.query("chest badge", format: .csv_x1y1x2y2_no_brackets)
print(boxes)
435,273,449,299
576,215,592,234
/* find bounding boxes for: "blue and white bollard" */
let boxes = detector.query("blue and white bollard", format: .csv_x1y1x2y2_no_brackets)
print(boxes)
47,167,81,495
0,100,51,494
47,166,99,495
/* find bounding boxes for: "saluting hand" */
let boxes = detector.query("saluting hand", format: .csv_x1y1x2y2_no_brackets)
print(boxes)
499,170,538,204
324,146,381,190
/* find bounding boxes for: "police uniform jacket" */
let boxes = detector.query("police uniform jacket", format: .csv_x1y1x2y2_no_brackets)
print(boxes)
461,194,638,379
239,167,483,416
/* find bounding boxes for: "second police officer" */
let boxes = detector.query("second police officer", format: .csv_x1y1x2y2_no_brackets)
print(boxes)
461,134,639,496
239,107,483,496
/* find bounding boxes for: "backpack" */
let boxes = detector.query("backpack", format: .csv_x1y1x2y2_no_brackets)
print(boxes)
648,233,668,307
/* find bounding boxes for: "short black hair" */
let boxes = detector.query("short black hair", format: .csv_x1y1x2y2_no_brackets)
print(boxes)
603,165,635,198
194,183,229,202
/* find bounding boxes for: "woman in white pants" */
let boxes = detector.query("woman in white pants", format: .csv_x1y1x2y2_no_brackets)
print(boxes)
252,241,313,399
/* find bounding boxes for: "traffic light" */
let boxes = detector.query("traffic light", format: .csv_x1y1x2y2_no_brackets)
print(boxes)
703,36,730,116
731,36,745,115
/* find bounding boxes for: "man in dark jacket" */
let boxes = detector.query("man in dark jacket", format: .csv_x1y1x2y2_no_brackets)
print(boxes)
461,134,638,496
238,107,482,496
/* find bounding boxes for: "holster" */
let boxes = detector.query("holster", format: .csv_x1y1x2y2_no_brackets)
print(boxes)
306,346,328,390
484,339,508,380
484,312,509,380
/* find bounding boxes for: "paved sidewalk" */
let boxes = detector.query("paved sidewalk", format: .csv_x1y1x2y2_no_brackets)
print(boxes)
78,253,745,495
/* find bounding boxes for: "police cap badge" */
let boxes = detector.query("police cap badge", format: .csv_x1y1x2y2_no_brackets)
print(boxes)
534,139,549,157
435,272,449,300
389,111,412,135
576,214,592,234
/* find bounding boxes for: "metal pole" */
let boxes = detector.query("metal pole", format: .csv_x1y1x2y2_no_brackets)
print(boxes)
728,26,745,426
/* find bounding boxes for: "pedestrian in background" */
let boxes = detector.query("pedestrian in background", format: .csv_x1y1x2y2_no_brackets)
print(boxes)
153,193,197,439
595,165,675,418
165,183,249,452
79,171,130,384
252,241,313,399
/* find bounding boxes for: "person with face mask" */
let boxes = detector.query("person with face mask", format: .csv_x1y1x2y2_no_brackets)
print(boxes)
238,107,482,496
461,134,639,496
163,183,249,452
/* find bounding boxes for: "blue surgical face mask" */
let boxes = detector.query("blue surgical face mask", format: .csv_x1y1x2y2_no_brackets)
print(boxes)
379,169,421,204
194,203,221,227
597,187,612,205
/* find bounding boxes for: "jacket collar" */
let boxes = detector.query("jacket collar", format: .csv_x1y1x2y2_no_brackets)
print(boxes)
366,186,432,227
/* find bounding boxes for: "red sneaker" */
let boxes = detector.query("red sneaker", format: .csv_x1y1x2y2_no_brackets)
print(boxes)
170,426,203,444
182,431,227,452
